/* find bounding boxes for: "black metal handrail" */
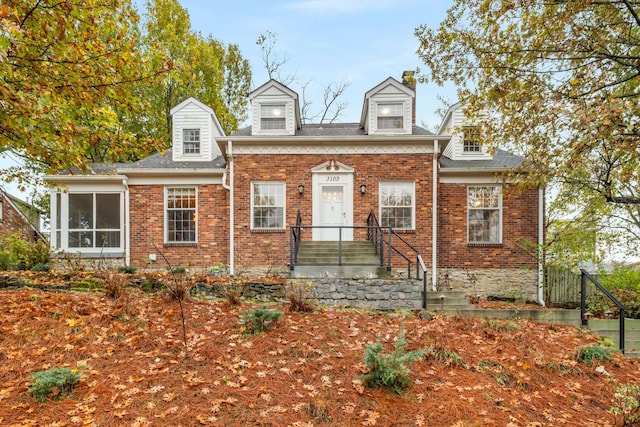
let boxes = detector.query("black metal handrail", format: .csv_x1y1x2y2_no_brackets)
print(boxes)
580,268,625,354
366,211,428,309
366,211,426,280
289,210,302,270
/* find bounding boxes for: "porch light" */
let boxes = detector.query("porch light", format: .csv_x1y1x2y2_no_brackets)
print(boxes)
297,183,304,194
359,184,367,194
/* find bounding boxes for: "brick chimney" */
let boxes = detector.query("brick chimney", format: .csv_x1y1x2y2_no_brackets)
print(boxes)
402,70,416,125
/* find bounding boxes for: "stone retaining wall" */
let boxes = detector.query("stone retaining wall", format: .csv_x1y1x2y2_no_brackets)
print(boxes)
309,278,424,310
437,268,539,301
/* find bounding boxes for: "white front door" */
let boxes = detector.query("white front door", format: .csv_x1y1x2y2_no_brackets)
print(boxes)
311,161,354,241
320,185,345,240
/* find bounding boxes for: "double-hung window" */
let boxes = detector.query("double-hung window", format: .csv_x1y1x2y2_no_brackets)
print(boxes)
166,187,197,243
463,126,481,153
260,104,286,130
183,129,200,155
380,181,414,230
252,182,285,229
468,186,501,244
377,103,403,130
67,193,121,248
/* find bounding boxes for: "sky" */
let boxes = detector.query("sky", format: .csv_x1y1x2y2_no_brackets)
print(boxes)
176,0,456,128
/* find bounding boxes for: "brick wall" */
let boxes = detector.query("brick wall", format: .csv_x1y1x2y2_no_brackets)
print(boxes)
128,184,229,270
437,183,539,269
232,153,435,270
0,194,38,243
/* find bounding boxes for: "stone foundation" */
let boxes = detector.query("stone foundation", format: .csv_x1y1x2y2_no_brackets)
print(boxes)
436,268,539,302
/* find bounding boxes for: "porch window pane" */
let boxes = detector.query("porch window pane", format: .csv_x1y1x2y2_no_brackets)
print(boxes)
68,193,121,248
69,194,93,230
96,194,120,228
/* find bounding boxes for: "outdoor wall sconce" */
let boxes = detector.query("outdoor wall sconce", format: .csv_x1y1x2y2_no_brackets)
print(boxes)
359,184,367,194
298,183,305,194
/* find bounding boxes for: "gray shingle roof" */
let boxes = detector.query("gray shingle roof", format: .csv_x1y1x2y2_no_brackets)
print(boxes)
232,123,433,137
117,149,226,170
440,149,527,170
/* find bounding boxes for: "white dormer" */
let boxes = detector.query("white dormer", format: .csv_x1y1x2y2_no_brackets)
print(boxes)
249,80,301,136
439,103,492,160
360,77,414,135
170,97,225,162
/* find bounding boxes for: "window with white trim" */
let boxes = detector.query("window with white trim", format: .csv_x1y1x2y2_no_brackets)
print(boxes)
377,102,403,129
68,193,121,248
380,181,414,229
260,104,286,130
468,186,501,243
166,187,197,243
252,182,285,229
463,126,481,152
183,129,200,154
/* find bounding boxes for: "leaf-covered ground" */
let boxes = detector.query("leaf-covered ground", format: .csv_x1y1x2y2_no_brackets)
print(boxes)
1,288,639,426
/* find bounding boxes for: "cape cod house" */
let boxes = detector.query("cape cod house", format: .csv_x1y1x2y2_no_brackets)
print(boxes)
45,73,544,304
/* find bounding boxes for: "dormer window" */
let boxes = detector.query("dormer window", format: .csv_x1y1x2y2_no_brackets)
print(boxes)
260,104,286,130
377,103,403,129
463,126,481,153
183,129,201,155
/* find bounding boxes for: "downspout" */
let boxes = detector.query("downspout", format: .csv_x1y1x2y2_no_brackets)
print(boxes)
123,179,130,266
222,140,235,276
538,186,545,306
432,140,439,292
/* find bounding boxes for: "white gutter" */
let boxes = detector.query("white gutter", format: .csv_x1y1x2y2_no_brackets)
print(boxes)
123,179,130,266
222,140,235,276
432,140,439,291
538,186,545,306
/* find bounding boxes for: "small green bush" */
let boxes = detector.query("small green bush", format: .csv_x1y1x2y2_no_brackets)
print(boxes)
575,342,614,366
361,329,425,394
29,367,81,402
611,383,640,426
32,263,51,272
0,233,49,270
117,265,136,274
242,306,283,335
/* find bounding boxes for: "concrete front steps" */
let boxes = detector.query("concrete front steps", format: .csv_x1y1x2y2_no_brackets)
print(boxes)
291,241,388,279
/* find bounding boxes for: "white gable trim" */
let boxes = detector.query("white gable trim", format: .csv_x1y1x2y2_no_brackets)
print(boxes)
360,77,414,135
249,80,301,135
171,97,225,162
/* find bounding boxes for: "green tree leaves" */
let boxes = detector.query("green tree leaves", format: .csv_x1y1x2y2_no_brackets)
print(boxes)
417,1,640,258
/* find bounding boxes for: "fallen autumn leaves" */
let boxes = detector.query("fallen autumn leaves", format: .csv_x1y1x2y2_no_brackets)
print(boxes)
1,288,639,426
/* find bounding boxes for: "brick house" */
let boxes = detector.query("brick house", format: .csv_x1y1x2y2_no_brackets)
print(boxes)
0,188,44,243
45,73,544,303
